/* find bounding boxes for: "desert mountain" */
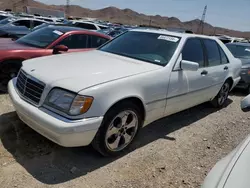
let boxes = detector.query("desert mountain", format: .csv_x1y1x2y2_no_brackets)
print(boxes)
0,0,249,38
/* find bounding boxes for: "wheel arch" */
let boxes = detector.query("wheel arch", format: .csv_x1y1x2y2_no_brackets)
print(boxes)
104,96,146,122
225,77,234,90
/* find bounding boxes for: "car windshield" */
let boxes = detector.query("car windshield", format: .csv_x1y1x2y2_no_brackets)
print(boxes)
99,31,180,66
226,44,250,59
0,17,15,25
31,23,48,31
16,26,65,48
0,15,7,21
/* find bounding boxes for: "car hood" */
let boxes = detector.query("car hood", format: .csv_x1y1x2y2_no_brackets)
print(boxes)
0,38,37,50
22,50,161,92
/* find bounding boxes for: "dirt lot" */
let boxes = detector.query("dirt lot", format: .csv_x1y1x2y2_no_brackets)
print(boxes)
0,91,249,188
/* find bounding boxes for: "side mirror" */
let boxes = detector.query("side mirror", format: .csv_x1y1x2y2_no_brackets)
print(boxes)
52,45,68,54
241,94,250,112
181,60,199,71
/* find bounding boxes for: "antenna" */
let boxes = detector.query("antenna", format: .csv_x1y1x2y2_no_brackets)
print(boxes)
197,5,207,34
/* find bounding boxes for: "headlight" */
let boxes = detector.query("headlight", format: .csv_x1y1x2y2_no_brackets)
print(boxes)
44,88,94,116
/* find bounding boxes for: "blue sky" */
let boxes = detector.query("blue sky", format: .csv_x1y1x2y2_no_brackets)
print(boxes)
37,0,250,31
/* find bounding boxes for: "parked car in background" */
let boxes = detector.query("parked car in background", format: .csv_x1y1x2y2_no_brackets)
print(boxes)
0,22,68,39
34,16,58,23
202,94,250,188
71,20,109,31
166,27,193,33
8,29,241,156
98,27,129,37
0,17,17,26
0,24,30,38
215,35,249,44
0,17,48,29
0,25,111,91
0,13,13,21
226,43,250,93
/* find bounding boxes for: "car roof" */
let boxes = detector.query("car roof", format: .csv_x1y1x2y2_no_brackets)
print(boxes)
14,17,49,22
47,25,85,32
226,42,250,47
73,20,106,26
73,20,93,23
131,28,218,40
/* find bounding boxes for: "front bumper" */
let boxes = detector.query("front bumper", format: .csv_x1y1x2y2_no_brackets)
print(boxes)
8,79,103,147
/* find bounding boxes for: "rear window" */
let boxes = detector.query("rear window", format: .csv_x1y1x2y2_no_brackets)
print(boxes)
74,22,97,30
226,44,250,59
99,31,180,66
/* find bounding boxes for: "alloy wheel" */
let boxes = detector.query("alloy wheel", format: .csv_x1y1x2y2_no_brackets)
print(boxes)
218,83,230,106
105,110,139,152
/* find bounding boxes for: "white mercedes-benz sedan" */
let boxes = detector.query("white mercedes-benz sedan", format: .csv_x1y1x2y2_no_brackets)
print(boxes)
8,29,241,156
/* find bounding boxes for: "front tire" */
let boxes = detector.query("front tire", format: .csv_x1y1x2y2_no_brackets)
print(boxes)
0,61,22,92
211,81,231,108
92,101,142,157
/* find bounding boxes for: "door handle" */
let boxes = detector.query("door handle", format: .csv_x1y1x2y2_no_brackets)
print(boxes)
201,70,208,75
224,66,229,70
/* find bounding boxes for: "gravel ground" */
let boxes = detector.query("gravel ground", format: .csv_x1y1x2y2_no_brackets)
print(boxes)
0,91,249,188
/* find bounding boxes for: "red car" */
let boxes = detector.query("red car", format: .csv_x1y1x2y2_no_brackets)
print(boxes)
0,25,111,91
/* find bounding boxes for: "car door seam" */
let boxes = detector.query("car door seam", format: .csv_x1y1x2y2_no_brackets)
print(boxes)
146,82,224,105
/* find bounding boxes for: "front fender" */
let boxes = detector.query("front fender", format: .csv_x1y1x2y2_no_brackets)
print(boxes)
79,69,169,119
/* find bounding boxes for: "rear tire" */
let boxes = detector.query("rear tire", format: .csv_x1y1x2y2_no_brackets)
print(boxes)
92,101,143,157
0,61,22,92
211,81,231,108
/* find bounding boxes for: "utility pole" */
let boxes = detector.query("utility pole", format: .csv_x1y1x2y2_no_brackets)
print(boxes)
197,5,207,34
11,0,16,12
22,0,28,13
66,0,70,17
11,0,28,13
149,16,153,27
213,27,216,35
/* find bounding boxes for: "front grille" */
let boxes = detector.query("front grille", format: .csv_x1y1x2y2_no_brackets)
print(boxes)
16,70,45,105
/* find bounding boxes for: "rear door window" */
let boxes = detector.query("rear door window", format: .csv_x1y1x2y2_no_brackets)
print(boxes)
74,23,97,30
12,20,31,28
57,34,88,49
99,26,108,29
203,39,221,67
33,20,46,27
90,35,109,48
182,38,205,68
